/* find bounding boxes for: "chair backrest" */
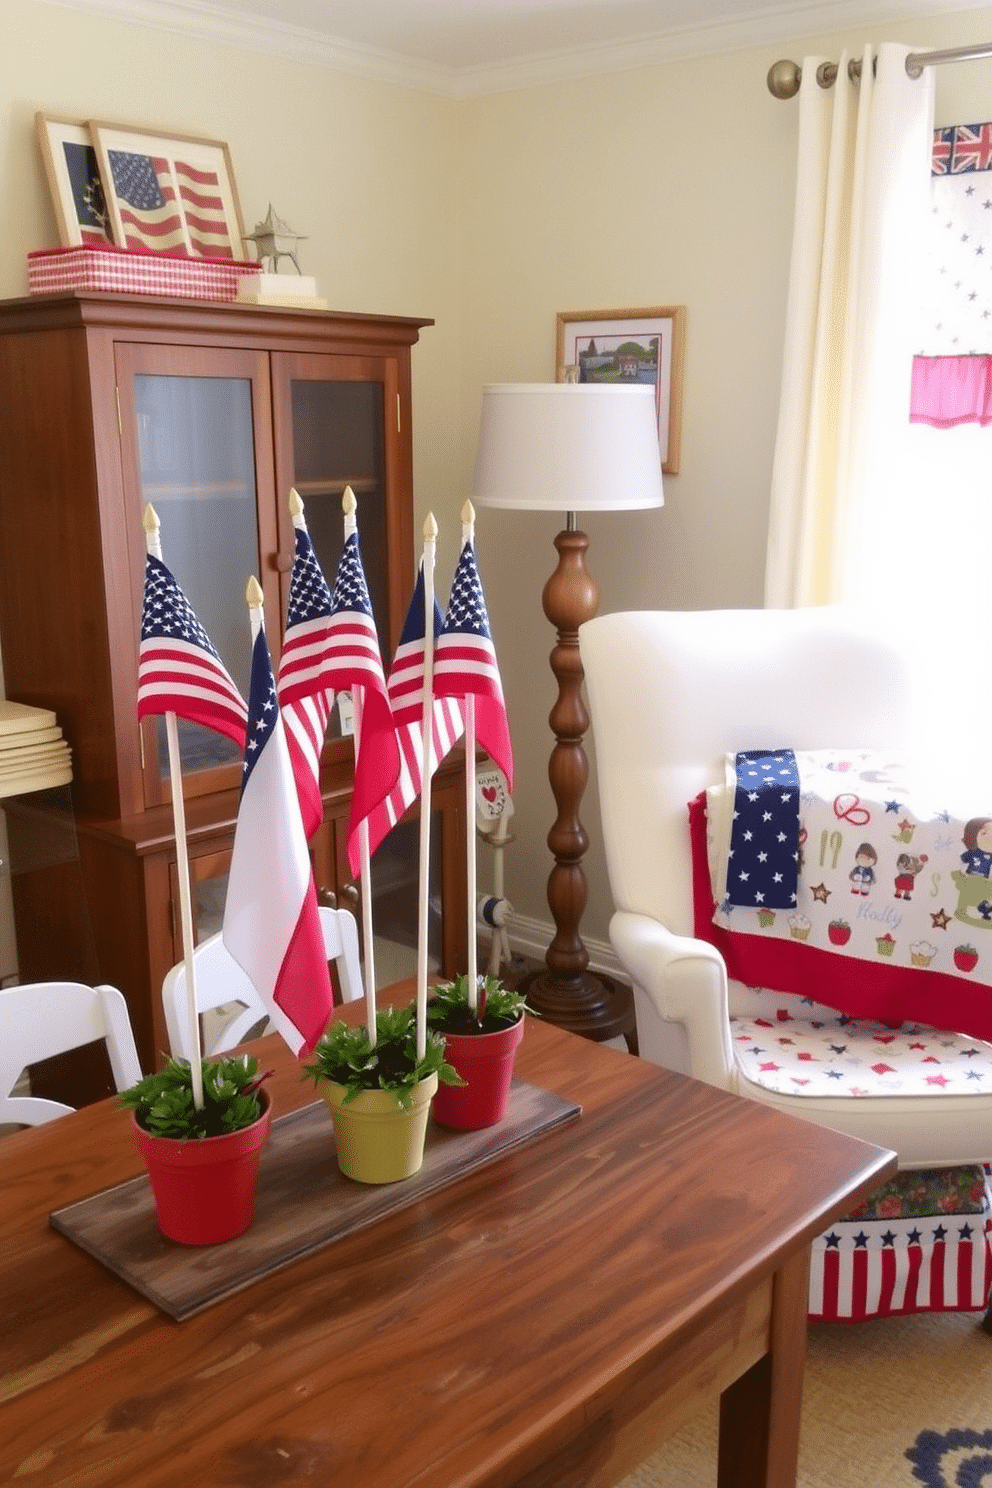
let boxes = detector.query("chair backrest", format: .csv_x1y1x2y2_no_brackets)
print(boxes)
0,981,142,1126
579,607,913,940
162,905,363,1061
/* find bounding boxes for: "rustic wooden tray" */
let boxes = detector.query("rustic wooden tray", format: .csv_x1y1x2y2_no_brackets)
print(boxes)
50,1080,581,1320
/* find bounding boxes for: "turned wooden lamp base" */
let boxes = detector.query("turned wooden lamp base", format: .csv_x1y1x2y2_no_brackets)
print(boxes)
525,522,637,1052
517,965,636,1048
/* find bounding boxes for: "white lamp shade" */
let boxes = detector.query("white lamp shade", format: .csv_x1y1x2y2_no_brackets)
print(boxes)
472,383,664,513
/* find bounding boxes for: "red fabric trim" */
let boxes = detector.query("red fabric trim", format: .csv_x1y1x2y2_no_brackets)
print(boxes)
910,354,992,426
688,792,992,1042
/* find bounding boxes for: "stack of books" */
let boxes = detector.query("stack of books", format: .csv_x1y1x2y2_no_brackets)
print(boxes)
0,701,72,798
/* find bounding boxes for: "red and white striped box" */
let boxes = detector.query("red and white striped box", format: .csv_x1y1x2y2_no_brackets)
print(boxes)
809,1164,992,1322
27,246,260,302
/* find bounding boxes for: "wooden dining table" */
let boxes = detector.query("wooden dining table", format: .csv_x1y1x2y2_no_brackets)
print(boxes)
1,1000,894,1488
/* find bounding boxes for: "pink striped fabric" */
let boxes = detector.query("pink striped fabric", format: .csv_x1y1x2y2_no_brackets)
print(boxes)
911,355,992,427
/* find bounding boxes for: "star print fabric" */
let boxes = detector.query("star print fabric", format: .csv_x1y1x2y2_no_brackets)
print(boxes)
694,748,992,1044
726,749,800,909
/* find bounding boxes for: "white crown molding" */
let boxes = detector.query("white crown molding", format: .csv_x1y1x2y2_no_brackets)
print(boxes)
35,0,464,96
34,0,992,99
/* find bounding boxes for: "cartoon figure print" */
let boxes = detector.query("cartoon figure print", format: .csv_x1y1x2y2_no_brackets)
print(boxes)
894,852,928,900
951,818,992,927
849,842,877,896
961,818,992,879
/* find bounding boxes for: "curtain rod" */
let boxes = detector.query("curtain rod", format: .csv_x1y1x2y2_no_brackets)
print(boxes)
767,40,992,98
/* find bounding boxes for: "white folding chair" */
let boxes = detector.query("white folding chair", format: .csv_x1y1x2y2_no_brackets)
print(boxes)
0,981,142,1126
162,906,364,1061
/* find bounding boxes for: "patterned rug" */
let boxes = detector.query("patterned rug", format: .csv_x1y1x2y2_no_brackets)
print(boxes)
615,1308,992,1488
906,1428,992,1487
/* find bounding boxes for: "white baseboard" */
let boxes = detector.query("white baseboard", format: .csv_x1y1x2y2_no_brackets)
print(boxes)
498,912,627,983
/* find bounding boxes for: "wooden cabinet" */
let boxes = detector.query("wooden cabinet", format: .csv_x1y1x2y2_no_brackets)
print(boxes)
0,292,467,1090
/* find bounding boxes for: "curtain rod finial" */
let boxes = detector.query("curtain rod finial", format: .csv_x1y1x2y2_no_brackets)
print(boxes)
767,58,801,98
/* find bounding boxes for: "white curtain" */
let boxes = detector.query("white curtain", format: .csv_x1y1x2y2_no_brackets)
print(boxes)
764,46,992,781
765,44,935,609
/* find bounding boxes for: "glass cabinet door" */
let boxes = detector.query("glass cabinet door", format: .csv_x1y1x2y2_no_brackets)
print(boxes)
116,344,279,806
271,351,413,750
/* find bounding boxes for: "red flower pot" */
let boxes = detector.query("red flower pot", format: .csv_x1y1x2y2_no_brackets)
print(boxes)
432,1015,525,1131
132,1090,271,1245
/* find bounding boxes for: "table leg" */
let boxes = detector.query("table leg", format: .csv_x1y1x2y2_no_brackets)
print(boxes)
717,1247,811,1488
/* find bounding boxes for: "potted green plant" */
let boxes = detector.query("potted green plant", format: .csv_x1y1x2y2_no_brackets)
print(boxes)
118,1053,273,1246
426,974,530,1131
304,1004,462,1184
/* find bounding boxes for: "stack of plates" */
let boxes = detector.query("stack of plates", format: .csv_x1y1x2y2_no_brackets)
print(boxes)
0,701,72,799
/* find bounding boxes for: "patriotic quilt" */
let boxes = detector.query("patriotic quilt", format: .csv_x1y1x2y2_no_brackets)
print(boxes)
692,748,992,1044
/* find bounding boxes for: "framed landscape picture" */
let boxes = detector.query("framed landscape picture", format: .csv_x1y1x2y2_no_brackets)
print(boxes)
556,305,686,473
35,113,114,247
90,123,248,259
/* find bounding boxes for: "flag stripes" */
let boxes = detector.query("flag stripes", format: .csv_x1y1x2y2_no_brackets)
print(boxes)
174,160,233,259
109,151,187,254
137,554,248,747
363,699,463,857
809,1215,992,1320
434,537,513,790
223,623,334,1058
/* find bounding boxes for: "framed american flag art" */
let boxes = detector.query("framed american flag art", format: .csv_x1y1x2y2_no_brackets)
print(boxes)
90,123,249,260
556,305,686,474
35,114,115,248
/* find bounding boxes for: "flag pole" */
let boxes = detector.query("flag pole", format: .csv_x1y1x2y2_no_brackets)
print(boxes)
460,502,479,1013
341,486,378,1047
416,513,438,1061
244,577,265,661
142,503,204,1111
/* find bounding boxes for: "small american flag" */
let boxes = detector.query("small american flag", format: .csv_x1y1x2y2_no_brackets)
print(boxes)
108,151,186,254
363,565,463,861
276,526,399,857
137,553,248,747
434,537,513,791
276,525,335,840
724,749,800,910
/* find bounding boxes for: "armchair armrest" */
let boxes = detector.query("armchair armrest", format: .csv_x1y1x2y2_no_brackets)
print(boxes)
609,911,736,1090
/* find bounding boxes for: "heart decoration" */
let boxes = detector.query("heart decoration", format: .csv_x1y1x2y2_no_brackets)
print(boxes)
483,786,498,803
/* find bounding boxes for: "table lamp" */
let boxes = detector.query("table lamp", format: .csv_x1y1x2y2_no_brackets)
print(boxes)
472,382,664,1044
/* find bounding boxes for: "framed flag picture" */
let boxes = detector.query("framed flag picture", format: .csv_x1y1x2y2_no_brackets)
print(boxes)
90,123,249,260
555,304,686,474
35,114,115,248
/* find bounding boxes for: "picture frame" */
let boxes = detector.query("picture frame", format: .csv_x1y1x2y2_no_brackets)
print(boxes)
556,305,686,474
90,122,249,260
35,113,115,248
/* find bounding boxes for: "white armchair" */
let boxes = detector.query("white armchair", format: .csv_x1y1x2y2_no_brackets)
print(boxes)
579,607,992,1170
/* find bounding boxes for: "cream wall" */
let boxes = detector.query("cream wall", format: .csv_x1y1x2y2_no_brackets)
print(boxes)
2,0,991,973
0,0,463,532
458,7,992,961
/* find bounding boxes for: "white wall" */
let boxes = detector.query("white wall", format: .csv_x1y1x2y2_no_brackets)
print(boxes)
2,0,991,969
